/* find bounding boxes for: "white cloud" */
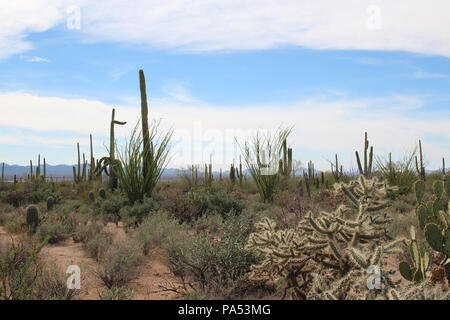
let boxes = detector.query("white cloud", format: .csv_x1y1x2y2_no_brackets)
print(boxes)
20,55,50,63
2,1,450,59
0,1,67,60
76,0,450,57
0,91,448,170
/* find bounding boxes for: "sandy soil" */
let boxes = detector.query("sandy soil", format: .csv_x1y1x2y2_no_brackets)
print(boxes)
0,224,181,300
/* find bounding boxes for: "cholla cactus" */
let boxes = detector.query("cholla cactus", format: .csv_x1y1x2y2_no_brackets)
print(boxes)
246,175,405,299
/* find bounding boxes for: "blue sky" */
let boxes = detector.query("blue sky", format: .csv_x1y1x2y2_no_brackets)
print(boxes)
0,1,449,171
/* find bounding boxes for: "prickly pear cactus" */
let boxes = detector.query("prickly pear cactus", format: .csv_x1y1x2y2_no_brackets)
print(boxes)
399,226,429,282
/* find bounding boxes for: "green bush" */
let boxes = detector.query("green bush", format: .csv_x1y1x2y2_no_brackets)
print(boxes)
167,214,258,298
100,193,128,224
133,211,185,255
190,191,245,219
95,238,144,288
119,196,160,225
99,286,134,300
159,187,198,223
36,221,66,244
33,263,79,300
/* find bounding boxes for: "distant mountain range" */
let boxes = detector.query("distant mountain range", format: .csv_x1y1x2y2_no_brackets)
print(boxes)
1,163,448,182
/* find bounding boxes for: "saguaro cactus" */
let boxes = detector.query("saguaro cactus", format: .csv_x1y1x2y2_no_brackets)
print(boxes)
415,140,426,181
331,154,343,182
95,108,126,190
139,69,154,196
26,205,39,234
355,132,373,178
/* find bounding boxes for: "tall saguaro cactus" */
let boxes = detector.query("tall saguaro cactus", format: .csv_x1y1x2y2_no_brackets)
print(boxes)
95,108,127,190
139,69,154,196
355,132,373,178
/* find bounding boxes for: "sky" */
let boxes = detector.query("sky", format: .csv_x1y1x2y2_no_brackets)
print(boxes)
0,0,449,171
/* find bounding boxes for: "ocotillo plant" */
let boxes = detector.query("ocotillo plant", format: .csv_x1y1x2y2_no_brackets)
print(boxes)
331,154,343,182
355,132,373,178
442,158,445,175
415,140,426,181
1,162,3,184
95,108,126,190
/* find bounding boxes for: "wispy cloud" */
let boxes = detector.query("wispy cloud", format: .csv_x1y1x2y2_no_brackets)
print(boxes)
20,55,50,63
2,1,450,60
411,70,449,79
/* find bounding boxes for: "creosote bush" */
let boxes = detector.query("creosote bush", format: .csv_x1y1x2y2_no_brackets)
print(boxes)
95,238,144,288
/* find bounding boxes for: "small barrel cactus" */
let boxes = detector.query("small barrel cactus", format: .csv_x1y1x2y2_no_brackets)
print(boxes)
26,204,39,234
99,188,106,199
46,196,55,211
88,190,95,202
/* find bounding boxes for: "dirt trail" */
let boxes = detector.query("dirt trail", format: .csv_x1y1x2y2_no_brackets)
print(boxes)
0,224,181,300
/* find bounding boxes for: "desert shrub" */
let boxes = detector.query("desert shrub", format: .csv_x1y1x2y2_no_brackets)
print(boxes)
133,211,185,255
29,189,61,207
98,286,134,300
82,228,114,261
190,191,245,219
119,196,160,225
36,221,66,244
159,187,198,223
167,214,258,298
33,263,79,300
5,190,28,207
99,193,128,224
0,236,48,300
0,205,20,226
95,238,144,288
